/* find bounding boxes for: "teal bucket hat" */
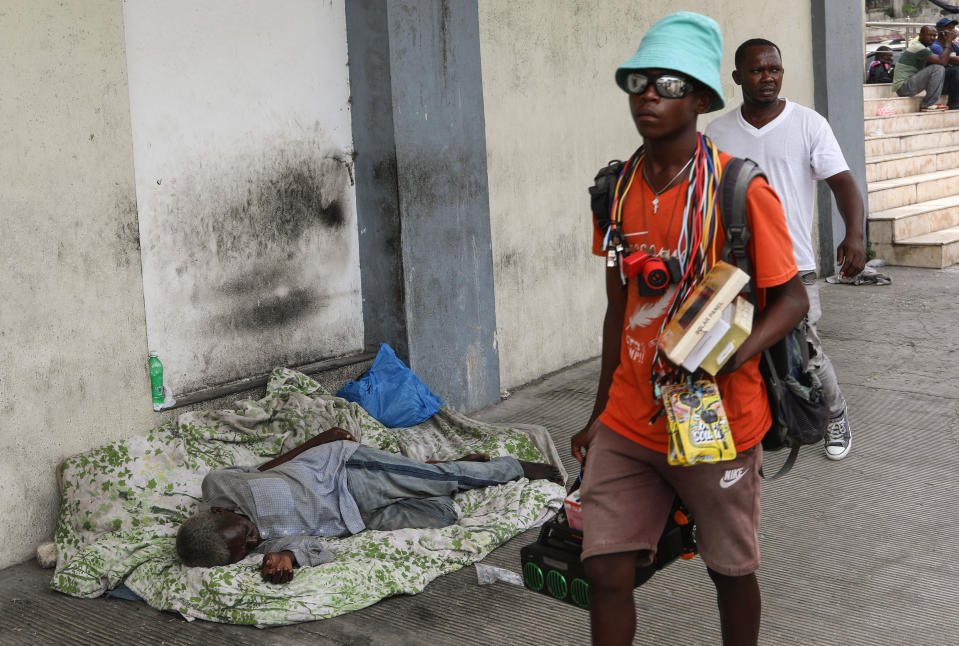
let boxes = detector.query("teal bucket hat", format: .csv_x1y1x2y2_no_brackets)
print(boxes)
615,11,725,112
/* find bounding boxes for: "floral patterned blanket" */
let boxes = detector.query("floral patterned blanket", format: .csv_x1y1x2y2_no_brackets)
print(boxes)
50,368,566,626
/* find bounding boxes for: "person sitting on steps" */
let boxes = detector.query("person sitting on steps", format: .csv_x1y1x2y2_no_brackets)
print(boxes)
928,17,959,110
866,46,895,84
892,24,955,112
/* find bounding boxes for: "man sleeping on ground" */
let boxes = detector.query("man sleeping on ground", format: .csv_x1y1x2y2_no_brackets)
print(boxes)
176,427,563,584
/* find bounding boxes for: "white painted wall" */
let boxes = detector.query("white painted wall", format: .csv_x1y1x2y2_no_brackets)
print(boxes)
123,0,363,395
478,0,815,390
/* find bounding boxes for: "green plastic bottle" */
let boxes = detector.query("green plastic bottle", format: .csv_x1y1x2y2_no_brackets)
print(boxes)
148,352,164,410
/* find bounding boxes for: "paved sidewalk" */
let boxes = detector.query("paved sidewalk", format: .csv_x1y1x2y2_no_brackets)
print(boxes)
0,265,957,645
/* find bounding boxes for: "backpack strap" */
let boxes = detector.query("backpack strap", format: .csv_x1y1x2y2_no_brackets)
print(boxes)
717,157,799,480
718,157,762,295
589,159,626,235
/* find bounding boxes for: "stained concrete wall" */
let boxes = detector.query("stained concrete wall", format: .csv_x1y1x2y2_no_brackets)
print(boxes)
345,0,501,413
478,1,818,390
0,1,157,569
344,1,410,362
123,1,363,396
387,1,500,412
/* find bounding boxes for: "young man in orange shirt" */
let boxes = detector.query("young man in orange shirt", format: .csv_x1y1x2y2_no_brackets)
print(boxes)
570,13,808,646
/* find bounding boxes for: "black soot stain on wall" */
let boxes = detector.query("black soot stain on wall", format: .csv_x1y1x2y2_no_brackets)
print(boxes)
218,266,330,331
216,155,348,257
166,151,354,336
219,156,348,332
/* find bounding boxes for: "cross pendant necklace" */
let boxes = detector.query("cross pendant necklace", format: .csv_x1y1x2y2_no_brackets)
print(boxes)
642,155,695,213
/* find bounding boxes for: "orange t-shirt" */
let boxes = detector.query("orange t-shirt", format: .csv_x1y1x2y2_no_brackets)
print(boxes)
592,152,797,454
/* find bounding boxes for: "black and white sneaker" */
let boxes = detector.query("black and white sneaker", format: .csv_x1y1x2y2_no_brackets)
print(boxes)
824,408,852,460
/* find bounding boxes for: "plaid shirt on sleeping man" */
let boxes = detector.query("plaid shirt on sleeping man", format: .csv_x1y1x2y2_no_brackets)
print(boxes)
200,440,365,567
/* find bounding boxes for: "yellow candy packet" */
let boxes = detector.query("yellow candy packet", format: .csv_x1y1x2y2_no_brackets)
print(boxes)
662,378,737,466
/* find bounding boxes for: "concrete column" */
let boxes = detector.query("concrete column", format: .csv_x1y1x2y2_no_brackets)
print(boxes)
345,1,410,361
811,0,869,276
345,0,500,412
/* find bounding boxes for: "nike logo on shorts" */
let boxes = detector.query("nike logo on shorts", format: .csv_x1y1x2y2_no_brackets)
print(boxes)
720,467,748,489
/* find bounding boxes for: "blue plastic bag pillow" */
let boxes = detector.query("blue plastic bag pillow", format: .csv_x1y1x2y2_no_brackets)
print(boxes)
337,343,444,427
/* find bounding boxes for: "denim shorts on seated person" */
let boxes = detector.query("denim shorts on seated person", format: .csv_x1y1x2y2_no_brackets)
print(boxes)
579,420,762,576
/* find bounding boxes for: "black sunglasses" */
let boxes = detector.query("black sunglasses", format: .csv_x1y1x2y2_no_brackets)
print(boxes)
625,72,697,98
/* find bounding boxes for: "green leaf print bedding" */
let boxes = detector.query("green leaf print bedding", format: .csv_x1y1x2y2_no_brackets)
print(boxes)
51,368,566,626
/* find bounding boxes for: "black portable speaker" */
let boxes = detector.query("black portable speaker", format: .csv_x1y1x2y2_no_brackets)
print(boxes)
520,496,696,610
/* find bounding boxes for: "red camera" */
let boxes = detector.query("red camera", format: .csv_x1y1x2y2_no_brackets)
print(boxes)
622,251,671,295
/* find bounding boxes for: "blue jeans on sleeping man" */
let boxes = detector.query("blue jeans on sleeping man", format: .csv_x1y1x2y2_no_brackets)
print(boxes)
344,445,523,531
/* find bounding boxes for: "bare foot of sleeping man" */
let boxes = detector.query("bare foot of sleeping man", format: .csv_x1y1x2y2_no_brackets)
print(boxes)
518,461,563,485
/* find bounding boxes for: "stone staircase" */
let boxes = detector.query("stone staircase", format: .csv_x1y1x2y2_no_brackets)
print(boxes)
864,83,959,268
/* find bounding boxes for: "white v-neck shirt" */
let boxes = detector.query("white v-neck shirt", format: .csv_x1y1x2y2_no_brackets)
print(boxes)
705,99,849,271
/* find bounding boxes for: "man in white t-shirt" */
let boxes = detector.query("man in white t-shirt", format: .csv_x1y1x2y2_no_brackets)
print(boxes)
705,38,865,461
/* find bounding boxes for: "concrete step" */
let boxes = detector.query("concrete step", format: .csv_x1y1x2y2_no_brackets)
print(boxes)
863,83,893,100
868,194,959,243
862,85,959,269
867,167,959,212
864,109,959,137
864,94,950,117
864,125,959,156
871,226,959,268
865,145,959,182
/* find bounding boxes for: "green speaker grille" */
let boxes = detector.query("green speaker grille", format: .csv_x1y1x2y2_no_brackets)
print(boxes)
523,562,544,591
571,577,590,608
546,570,568,600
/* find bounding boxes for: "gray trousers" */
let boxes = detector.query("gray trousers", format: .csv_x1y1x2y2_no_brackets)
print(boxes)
345,445,524,532
801,271,845,418
896,64,945,109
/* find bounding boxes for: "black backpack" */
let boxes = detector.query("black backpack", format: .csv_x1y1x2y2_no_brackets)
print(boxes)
718,158,831,479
